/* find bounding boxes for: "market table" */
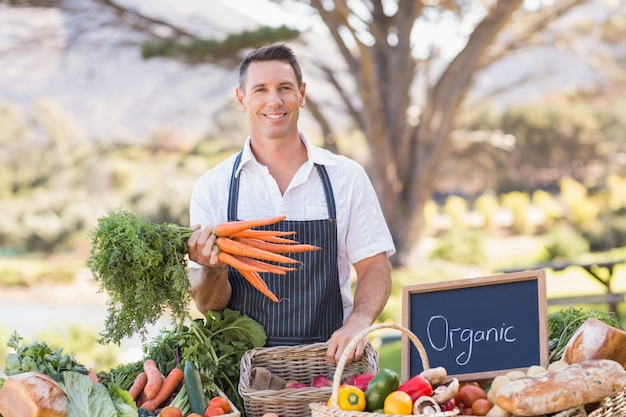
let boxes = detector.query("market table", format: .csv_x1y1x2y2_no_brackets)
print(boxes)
500,259,626,319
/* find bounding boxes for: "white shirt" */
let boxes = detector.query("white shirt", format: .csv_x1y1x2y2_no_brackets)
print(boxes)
189,134,395,319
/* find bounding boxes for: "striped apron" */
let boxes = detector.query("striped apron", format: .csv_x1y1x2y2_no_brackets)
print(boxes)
226,152,343,346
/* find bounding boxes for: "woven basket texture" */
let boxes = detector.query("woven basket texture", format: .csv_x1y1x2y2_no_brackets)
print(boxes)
309,322,463,417
587,389,626,417
239,341,378,417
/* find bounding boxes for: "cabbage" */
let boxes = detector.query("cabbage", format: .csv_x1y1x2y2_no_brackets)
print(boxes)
62,371,117,417
109,383,138,417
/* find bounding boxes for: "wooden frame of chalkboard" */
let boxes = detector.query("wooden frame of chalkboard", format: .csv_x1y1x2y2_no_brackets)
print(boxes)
401,270,548,382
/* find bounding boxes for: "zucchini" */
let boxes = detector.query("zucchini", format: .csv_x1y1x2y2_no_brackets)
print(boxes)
184,361,207,414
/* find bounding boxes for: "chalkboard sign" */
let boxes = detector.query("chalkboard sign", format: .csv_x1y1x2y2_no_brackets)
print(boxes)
401,270,547,382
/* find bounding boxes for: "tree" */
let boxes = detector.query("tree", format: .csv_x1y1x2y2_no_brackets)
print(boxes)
269,0,593,265
14,0,612,265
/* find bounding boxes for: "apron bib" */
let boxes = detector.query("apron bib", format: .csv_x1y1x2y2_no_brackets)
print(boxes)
226,152,343,346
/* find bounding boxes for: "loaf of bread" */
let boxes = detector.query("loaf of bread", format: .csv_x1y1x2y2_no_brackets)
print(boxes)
495,359,626,416
0,371,67,417
562,317,626,367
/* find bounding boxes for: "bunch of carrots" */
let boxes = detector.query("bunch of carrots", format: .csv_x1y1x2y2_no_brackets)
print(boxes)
211,215,321,302
128,359,184,412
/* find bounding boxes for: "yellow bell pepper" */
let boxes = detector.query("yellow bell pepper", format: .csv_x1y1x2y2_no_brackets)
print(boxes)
337,385,366,411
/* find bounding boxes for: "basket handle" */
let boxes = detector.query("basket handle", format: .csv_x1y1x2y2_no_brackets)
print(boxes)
330,322,430,407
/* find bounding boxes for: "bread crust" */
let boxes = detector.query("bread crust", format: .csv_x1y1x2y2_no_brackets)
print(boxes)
0,371,67,417
563,318,626,367
495,359,626,416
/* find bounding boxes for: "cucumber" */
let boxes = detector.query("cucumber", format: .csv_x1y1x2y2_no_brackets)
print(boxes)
184,361,207,415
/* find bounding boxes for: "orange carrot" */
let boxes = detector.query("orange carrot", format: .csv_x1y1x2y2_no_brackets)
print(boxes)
232,254,298,274
143,359,163,400
218,251,274,273
239,269,279,302
213,215,286,237
229,229,296,239
251,234,301,244
215,237,301,264
234,237,321,254
139,367,185,412
136,389,149,408
128,371,148,401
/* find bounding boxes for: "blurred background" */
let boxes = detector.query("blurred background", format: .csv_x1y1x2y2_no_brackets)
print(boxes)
1,0,625,373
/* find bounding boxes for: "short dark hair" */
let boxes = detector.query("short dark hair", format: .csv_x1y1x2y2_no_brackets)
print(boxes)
238,44,303,90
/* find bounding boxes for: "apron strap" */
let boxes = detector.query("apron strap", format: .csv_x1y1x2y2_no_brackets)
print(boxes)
227,151,243,222
227,151,336,220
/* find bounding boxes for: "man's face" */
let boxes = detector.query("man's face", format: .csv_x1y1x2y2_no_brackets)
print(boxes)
236,60,306,141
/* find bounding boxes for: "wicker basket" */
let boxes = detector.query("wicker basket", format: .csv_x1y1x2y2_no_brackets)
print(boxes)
238,341,379,417
309,322,458,417
587,389,626,417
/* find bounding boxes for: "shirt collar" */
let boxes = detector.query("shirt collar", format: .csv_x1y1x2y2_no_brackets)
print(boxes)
236,133,336,177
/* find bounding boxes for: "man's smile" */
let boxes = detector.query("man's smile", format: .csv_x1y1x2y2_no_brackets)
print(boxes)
264,113,287,120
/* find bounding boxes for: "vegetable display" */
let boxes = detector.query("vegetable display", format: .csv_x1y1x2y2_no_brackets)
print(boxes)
140,309,266,413
364,368,400,411
87,210,319,344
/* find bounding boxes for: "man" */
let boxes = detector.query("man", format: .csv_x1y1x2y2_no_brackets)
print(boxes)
187,44,394,364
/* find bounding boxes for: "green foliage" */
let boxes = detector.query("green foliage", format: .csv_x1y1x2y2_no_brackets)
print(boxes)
139,309,266,412
142,25,300,63
531,189,563,230
559,176,602,231
86,211,195,344
584,208,626,251
501,191,532,234
537,228,589,262
376,339,401,383
474,192,500,230
0,258,75,287
2,332,89,382
442,195,468,228
429,228,487,265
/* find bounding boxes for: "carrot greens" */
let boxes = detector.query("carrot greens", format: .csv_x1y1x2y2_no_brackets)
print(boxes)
87,210,195,345
87,210,317,344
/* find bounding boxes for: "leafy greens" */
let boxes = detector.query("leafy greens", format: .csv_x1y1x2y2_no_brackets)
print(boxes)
87,210,195,344
3,332,89,383
143,309,266,412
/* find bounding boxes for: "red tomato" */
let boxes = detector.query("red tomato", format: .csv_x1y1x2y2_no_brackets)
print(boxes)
471,398,494,416
159,406,183,417
208,396,231,413
204,406,226,416
458,384,487,407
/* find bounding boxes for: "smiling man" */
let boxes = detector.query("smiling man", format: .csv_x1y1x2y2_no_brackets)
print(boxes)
186,44,395,365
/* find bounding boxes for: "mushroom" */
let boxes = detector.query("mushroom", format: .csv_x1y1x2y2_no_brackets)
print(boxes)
419,366,448,387
431,378,460,404
412,396,442,415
